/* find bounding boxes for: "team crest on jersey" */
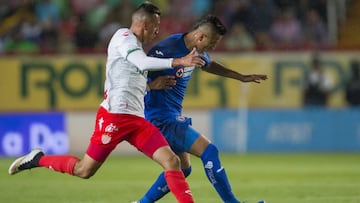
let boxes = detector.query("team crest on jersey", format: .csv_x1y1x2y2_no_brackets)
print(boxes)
122,32,129,37
101,134,112,144
175,66,194,78
101,123,118,144
175,67,185,78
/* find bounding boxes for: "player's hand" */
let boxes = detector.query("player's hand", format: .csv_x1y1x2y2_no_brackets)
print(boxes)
173,48,205,67
148,75,176,90
243,74,268,83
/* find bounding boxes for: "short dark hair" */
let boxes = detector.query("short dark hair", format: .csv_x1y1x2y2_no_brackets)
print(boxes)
192,15,227,35
135,1,161,16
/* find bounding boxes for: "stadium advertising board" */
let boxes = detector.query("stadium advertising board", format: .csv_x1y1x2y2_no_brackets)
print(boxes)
0,112,68,157
0,52,358,111
212,108,360,152
0,55,104,111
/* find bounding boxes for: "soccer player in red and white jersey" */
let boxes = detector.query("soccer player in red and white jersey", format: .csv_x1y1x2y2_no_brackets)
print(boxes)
8,2,205,203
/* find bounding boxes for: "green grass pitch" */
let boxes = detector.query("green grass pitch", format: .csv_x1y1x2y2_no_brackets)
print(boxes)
1,153,360,203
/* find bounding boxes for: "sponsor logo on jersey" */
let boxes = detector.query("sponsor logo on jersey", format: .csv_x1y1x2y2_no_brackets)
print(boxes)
155,50,164,56
204,161,217,184
204,161,213,169
105,123,118,133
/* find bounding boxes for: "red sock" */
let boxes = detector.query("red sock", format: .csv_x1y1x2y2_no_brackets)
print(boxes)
164,170,194,203
39,155,79,175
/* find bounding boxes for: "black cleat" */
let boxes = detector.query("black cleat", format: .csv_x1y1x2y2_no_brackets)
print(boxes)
8,149,44,175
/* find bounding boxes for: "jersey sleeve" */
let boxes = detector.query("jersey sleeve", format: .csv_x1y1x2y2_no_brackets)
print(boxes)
115,32,174,71
200,52,211,68
116,32,142,59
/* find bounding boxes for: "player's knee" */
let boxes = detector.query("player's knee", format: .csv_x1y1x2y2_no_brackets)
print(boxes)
74,166,96,179
78,170,96,179
163,153,181,170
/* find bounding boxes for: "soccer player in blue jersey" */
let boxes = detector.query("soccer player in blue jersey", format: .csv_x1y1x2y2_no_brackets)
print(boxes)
135,15,267,203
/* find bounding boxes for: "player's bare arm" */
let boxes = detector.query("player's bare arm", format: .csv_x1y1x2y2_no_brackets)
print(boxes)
202,61,268,83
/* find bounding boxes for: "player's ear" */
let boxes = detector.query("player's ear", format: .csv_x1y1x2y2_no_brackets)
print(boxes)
198,33,206,42
198,33,204,42
143,22,148,31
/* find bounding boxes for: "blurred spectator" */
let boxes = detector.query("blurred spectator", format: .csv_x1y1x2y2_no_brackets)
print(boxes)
294,0,312,23
0,0,351,53
97,8,123,48
247,0,277,34
224,22,255,51
35,0,60,51
4,25,39,53
85,0,110,31
154,0,192,40
254,31,274,50
303,54,334,107
58,14,78,53
74,15,98,50
214,0,250,29
309,0,327,23
71,0,101,16
273,0,297,10
231,0,251,26
35,0,60,26
191,0,212,17
302,8,329,47
112,0,137,27
345,60,360,106
269,8,303,47
0,0,35,39
19,15,42,43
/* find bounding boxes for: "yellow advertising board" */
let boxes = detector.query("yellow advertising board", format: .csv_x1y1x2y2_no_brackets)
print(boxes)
0,55,105,111
0,52,358,111
184,52,358,109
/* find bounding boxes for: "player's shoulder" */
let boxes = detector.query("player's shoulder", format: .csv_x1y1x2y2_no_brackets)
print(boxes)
164,33,184,44
112,28,137,42
149,33,185,56
154,33,183,48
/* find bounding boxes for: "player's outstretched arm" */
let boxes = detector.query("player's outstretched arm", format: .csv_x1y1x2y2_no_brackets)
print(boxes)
202,61,268,83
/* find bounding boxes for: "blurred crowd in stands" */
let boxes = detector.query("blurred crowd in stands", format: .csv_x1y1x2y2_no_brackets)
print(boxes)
0,0,340,54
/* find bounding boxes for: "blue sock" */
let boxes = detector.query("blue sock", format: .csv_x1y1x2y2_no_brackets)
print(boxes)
139,167,192,203
201,144,240,203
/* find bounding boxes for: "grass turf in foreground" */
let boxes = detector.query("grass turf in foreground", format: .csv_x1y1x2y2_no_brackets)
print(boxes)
1,153,360,203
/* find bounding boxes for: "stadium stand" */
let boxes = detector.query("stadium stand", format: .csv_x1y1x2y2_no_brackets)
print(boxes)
0,0,357,54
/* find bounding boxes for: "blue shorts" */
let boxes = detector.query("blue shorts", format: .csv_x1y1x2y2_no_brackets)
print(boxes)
151,116,200,154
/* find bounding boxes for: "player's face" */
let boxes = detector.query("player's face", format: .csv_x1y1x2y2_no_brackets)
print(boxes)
144,14,160,43
198,32,222,52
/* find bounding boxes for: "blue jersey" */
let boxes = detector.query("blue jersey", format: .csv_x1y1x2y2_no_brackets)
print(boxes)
145,33,211,121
